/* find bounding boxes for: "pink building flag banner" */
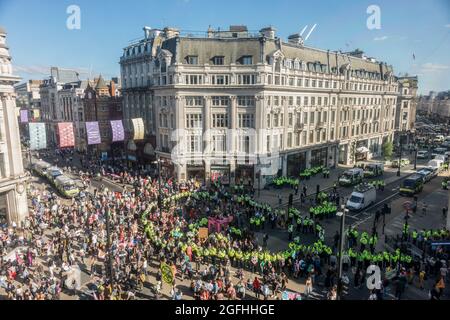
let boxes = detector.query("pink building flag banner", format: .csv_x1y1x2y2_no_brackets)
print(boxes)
28,123,47,150
111,120,125,142
20,110,29,123
86,121,101,145
57,122,75,148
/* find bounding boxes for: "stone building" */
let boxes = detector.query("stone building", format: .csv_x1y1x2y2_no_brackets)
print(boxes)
0,26,28,224
395,76,419,144
120,25,399,187
83,76,123,157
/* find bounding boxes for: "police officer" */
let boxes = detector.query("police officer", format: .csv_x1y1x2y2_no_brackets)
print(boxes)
288,224,294,241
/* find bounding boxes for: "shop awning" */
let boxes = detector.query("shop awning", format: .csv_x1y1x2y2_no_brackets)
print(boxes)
127,140,137,151
143,143,155,156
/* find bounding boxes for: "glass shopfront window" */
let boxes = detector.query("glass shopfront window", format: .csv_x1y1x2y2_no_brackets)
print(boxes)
287,152,307,177
311,147,328,167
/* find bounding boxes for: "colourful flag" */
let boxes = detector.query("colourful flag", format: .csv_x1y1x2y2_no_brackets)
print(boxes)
110,120,125,142
20,110,28,123
29,123,47,150
86,121,101,145
132,118,145,140
33,109,40,120
57,122,75,148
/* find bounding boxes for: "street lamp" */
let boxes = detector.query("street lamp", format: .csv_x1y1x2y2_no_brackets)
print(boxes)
153,159,162,209
336,204,348,300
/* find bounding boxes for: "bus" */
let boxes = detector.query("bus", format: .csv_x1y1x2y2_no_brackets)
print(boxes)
32,161,51,177
399,174,424,196
54,175,80,198
46,167,63,185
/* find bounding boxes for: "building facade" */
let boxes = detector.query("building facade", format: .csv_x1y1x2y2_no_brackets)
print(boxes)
395,76,419,144
83,76,123,157
0,27,28,224
120,26,399,187
15,80,43,120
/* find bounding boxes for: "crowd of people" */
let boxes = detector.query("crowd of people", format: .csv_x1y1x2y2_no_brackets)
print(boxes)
0,148,449,300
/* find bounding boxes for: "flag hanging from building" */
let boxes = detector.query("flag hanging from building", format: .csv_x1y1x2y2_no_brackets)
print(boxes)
20,110,28,123
57,122,75,148
29,123,47,150
86,121,101,145
132,118,145,140
32,109,40,120
111,120,125,142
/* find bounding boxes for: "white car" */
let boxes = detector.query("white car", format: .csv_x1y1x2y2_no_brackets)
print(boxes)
417,150,429,159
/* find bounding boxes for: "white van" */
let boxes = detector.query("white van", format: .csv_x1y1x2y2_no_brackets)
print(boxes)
346,184,377,211
427,159,443,171
339,168,364,186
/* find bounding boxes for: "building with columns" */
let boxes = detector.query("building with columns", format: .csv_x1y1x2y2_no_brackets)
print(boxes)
394,76,419,144
120,26,399,188
0,26,28,224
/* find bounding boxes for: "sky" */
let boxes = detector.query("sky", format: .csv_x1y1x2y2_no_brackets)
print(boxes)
0,0,449,94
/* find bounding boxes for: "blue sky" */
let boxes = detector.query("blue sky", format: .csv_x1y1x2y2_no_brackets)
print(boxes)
1,0,449,94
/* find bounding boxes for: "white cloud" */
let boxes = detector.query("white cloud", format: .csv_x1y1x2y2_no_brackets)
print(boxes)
420,63,449,73
373,36,389,41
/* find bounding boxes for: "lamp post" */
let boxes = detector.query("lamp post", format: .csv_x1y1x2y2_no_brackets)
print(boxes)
153,158,162,209
336,205,348,300
397,135,403,177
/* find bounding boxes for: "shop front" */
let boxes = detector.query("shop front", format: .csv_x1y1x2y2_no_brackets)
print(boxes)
311,147,328,168
235,164,254,186
287,151,307,177
210,165,230,185
187,164,205,183
356,140,369,162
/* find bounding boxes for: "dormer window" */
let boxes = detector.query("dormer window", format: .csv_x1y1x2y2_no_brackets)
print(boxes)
241,56,253,65
186,56,198,65
212,56,224,65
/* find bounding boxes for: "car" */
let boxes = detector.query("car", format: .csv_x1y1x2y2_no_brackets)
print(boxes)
417,150,429,159
416,169,433,183
391,158,410,168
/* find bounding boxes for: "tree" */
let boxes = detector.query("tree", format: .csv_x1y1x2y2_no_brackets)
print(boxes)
382,141,394,160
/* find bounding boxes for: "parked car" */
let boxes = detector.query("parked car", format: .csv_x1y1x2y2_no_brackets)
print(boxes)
416,150,429,159
428,159,444,171
399,174,424,196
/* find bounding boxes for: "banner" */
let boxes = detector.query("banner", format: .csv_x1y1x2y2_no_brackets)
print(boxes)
132,118,145,140
29,123,47,150
20,110,28,123
86,121,101,145
110,120,124,142
32,109,40,120
57,122,75,148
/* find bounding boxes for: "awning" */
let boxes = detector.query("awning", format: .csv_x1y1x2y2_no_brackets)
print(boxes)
127,140,137,151
143,143,155,156
356,147,370,153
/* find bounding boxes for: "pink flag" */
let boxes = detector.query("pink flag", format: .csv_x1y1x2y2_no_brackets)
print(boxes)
57,122,75,148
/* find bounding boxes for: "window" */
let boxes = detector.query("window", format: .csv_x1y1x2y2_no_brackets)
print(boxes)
187,56,198,65
212,135,227,152
212,75,230,85
212,114,228,128
310,111,315,124
288,113,293,126
186,114,203,128
289,96,294,106
211,96,230,106
212,56,224,65
267,135,271,152
238,114,255,128
188,135,202,152
273,114,279,127
185,75,203,85
242,56,253,65
266,114,271,127
186,96,203,106
287,133,292,148
237,96,256,107
238,74,256,85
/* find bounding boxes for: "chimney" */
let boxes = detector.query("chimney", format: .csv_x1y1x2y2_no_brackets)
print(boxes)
260,26,276,39
110,81,116,97
288,33,304,46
